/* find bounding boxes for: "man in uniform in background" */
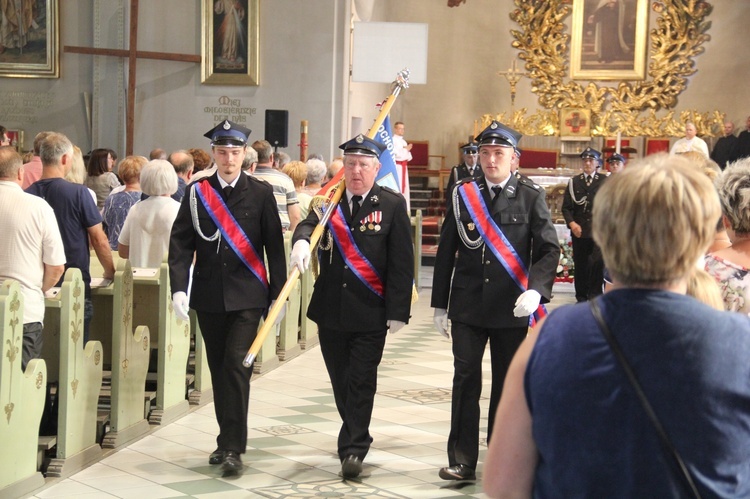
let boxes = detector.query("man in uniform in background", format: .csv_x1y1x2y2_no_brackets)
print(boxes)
431,121,559,481
711,121,738,170
562,147,608,302
169,120,286,473
606,152,626,174
445,142,481,200
290,134,414,479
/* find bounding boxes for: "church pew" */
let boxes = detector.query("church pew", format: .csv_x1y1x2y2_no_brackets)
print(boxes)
41,268,104,478
298,263,318,350
0,280,47,498
188,310,213,405
130,260,190,425
89,259,151,449
277,232,302,362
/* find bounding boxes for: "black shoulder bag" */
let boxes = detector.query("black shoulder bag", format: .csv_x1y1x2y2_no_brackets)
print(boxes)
589,299,702,499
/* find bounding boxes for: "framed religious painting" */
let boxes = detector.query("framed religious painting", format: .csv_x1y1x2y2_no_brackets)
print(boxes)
0,0,59,78
4,129,24,152
570,0,648,80
201,0,260,86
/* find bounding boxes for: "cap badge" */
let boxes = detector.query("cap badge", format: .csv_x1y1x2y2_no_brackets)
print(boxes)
355,135,364,144
490,122,498,129
222,120,231,130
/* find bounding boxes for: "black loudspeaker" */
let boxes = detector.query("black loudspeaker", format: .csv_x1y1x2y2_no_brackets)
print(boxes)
265,110,289,148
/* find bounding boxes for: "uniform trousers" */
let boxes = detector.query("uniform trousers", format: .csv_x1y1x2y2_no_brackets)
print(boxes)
572,236,595,302
448,321,527,469
318,326,387,461
197,308,262,454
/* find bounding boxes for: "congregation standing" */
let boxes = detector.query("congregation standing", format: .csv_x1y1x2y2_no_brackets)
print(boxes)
7,112,750,498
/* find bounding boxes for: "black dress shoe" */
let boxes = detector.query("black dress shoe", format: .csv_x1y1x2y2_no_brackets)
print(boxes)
341,454,363,479
439,464,476,480
221,451,243,472
208,448,224,465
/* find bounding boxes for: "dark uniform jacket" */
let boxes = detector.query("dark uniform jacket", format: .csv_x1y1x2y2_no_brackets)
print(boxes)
561,172,607,239
711,134,737,169
293,183,413,332
431,174,559,329
446,162,483,198
169,172,286,312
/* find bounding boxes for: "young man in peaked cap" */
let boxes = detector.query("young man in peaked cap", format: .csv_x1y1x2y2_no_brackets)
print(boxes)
168,120,287,473
431,120,559,481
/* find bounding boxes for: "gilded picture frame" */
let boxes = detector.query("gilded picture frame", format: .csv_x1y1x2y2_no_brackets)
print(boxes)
570,0,648,81
6,129,24,152
0,0,59,78
201,0,259,86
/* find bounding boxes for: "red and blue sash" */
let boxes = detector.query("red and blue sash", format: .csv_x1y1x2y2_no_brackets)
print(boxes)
457,181,546,326
327,204,384,299
195,181,268,289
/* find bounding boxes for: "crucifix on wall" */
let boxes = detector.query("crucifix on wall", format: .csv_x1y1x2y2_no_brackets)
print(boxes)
64,0,201,156
497,59,529,107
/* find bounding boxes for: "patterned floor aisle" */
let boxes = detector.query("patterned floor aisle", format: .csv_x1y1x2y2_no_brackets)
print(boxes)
31,269,575,499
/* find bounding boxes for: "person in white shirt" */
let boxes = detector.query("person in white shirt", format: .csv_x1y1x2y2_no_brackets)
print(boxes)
670,121,709,157
118,160,180,268
0,146,66,370
392,121,413,165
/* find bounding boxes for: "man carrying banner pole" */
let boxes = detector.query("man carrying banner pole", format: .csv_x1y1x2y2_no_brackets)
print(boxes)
431,121,559,481
289,134,414,479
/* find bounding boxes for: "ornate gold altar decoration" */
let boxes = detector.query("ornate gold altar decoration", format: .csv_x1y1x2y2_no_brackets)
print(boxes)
501,0,720,138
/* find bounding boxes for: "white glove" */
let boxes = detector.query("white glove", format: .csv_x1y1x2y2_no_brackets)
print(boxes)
433,308,449,338
172,291,190,322
387,320,405,334
513,289,541,317
270,299,286,326
290,240,311,274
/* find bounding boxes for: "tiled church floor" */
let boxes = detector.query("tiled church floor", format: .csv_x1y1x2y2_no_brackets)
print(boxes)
30,269,575,499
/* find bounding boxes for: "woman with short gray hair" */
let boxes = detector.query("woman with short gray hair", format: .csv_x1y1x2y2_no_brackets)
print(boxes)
706,158,750,312
118,160,180,268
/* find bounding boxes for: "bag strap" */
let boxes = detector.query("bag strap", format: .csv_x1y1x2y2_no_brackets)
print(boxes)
589,298,703,499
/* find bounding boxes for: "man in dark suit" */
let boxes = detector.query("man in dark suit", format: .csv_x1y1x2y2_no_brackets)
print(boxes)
562,147,608,302
168,120,286,473
290,134,414,479
711,121,738,169
431,121,559,481
445,142,482,199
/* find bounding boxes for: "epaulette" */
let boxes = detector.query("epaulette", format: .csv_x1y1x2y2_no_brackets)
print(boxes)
517,175,543,191
380,185,399,195
455,176,476,187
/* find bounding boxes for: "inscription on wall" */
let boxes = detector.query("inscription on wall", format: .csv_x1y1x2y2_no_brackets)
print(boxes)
204,96,257,123
0,92,55,124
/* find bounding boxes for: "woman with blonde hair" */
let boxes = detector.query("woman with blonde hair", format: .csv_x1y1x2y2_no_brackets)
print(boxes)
66,145,97,206
102,155,147,250
282,160,312,218
485,154,750,498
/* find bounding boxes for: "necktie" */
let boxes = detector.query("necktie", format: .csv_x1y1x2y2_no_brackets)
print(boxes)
350,195,362,219
223,185,233,200
585,175,592,186
491,185,502,205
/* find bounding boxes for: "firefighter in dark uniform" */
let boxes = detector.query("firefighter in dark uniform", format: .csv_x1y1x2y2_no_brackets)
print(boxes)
562,147,608,302
431,121,559,481
289,134,414,479
446,142,482,199
168,120,287,473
